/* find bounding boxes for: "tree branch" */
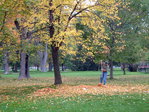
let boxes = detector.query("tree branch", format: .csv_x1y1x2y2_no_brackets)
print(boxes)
0,11,7,32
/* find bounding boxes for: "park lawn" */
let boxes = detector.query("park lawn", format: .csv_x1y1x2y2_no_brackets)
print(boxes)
0,94,149,112
1,69,149,78
0,70,149,112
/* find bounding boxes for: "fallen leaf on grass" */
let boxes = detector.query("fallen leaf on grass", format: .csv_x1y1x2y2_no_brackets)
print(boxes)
29,84,149,98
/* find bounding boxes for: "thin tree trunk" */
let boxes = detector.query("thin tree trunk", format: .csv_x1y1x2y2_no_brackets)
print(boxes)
51,46,62,85
13,62,18,72
123,67,126,75
37,65,39,71
48,62,53,71
121,63,126,75
3,51,9,74
25,54,30,78
43,43,48,72
109,60,114,79
62,63,65,71
48,57,53,71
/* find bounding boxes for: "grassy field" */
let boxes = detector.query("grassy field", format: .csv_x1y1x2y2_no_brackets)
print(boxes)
0,70,149,112
1,69,148,78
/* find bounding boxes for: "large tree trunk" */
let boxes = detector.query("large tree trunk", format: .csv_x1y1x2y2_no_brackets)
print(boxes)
49,0,62,84
38,43,48,72
14,20,30,79
19,52,30,79
109,60,114,79
3,51,9,74
51,46,62,85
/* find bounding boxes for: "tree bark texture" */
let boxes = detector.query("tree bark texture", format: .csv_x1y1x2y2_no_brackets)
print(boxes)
14,20,31,79
19,52,30,79
38,43,48,72
49,0,62,84
51,46,62,85
3,51,9,74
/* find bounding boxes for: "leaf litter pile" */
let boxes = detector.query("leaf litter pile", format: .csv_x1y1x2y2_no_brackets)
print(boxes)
31,84,149,97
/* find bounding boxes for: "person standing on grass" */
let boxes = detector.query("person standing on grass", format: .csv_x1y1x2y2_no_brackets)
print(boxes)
98,61,108,86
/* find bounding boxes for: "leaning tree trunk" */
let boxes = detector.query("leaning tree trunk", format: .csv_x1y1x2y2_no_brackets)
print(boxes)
19,52,30,79
109,60,114,79
51,46,62,85
3,51,9,74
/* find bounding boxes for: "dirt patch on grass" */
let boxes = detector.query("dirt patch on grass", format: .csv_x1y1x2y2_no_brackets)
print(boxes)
31,84,149,97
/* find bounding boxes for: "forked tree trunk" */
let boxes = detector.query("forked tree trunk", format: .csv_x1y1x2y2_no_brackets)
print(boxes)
14,20,30,79
3,51,9,74
51,46,62,85
19,52,30,79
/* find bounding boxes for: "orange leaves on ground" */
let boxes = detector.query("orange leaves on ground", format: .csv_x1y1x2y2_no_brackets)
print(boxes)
31,84,149,97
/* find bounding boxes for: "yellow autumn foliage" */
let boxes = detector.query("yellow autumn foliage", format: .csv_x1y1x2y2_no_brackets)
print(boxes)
4,0,119,57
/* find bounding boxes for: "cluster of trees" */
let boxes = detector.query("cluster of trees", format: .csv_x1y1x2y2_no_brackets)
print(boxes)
0,0,149,84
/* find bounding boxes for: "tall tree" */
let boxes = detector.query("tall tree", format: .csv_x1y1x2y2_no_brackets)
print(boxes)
29,0,118,84
115,0,149,73
91,0,149,78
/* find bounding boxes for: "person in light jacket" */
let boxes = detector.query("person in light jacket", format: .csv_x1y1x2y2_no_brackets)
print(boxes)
98,61,108,86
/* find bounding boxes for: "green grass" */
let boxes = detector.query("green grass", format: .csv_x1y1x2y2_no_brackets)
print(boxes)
1,69,149,78
0,94,149,112
0,70,149,112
